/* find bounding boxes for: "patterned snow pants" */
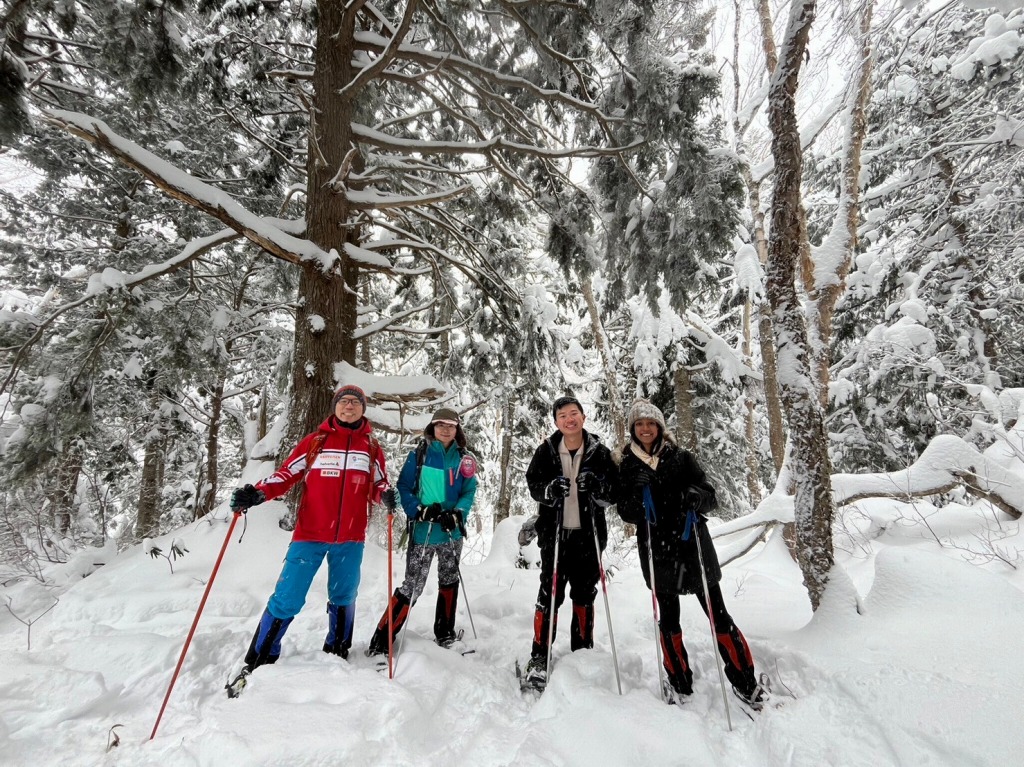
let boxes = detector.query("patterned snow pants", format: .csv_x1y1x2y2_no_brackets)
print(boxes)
399,537,464,599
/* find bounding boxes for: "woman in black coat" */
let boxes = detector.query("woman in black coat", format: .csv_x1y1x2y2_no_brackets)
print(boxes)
615,399,764,706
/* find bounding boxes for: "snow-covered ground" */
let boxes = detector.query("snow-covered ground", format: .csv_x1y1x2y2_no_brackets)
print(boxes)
2,488,1022,767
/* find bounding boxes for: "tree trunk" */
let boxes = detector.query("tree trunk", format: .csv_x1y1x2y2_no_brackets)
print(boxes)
284,0,363,453
742,300,762,506
673,366,697,452
765,0,835,611
806,0,876,409
196,375,224,520
742,0,786,478
134,433,163,540
494,392,517,528
581,274,625,446
755,0,779,75
50,441,82,536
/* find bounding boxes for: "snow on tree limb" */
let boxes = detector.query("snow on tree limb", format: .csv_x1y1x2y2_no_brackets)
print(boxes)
350,122,641,159
333,361,446,403
42,109,336,270
714,433,1024,554
346,184,473,209
832,435,1024,519
353,299,436,340
1,227,241,396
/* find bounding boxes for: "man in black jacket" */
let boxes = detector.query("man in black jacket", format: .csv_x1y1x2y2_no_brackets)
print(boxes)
522,395,617,689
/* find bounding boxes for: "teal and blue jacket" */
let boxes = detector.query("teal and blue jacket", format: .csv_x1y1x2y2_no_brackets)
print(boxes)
396,438,477,545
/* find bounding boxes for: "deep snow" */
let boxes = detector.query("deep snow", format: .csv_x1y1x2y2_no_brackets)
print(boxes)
2,488,1022,767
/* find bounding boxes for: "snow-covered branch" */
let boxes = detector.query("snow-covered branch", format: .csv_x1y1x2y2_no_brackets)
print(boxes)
42,110,335,270
714,432,1024,556
1,227,241,396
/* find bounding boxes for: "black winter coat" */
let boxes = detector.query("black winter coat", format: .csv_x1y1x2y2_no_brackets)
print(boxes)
526,429,616,551
615,440,721,595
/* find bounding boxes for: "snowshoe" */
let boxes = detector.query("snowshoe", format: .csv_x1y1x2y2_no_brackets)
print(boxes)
435,628,462,649
438,628,476,656
662,678,691,706
225,667,251,699
517,656,547,693
733,673,771,712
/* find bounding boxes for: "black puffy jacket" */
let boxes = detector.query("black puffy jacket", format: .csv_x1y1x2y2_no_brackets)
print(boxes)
526,429,616,551
615,439,721,595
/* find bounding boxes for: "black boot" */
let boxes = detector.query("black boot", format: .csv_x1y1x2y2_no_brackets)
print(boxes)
367,590,411,656
434,581,460,647
323,603,355,659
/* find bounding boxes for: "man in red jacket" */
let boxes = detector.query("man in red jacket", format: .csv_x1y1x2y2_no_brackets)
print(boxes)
227,384,391,688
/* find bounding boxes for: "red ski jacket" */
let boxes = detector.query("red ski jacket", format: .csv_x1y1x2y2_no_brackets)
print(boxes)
255,416,388,544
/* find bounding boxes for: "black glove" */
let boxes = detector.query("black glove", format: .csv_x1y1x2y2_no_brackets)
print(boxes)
685,486,712,514
439,511,459,533
544,476,571,501
419,502,443,522
230,484,265,513
634,464,657,488
382,488,398,512
575,471,602,495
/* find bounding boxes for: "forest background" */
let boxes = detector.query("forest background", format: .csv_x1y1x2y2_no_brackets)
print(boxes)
1,0,1023,614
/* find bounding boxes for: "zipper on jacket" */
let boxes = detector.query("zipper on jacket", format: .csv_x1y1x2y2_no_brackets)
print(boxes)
335,429,353,543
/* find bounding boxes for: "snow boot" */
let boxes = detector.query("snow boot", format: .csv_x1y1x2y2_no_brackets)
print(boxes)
323,602,355,659
367,590,411,656
716,625,757,692
243,608,294,670
434,581,459,647
529,605,557,659
569,602,594,651
659,629,693,697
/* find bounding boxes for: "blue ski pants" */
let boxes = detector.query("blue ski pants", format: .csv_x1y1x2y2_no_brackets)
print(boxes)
266,541,364,620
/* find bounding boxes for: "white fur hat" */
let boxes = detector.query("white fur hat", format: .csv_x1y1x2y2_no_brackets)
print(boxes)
627,399,666,434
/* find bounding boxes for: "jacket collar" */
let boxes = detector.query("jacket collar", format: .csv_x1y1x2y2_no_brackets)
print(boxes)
319,415,372,436
545,428,599,460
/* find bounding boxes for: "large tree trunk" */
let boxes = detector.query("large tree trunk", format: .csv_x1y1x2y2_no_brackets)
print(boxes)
284,0,363,452
765,0,835,611
753,191,786,477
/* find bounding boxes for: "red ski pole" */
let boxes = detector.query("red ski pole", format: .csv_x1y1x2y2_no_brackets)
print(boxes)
150,512,242,740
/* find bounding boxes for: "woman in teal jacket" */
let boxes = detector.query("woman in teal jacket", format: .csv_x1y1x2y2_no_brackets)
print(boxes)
367,407,478,653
